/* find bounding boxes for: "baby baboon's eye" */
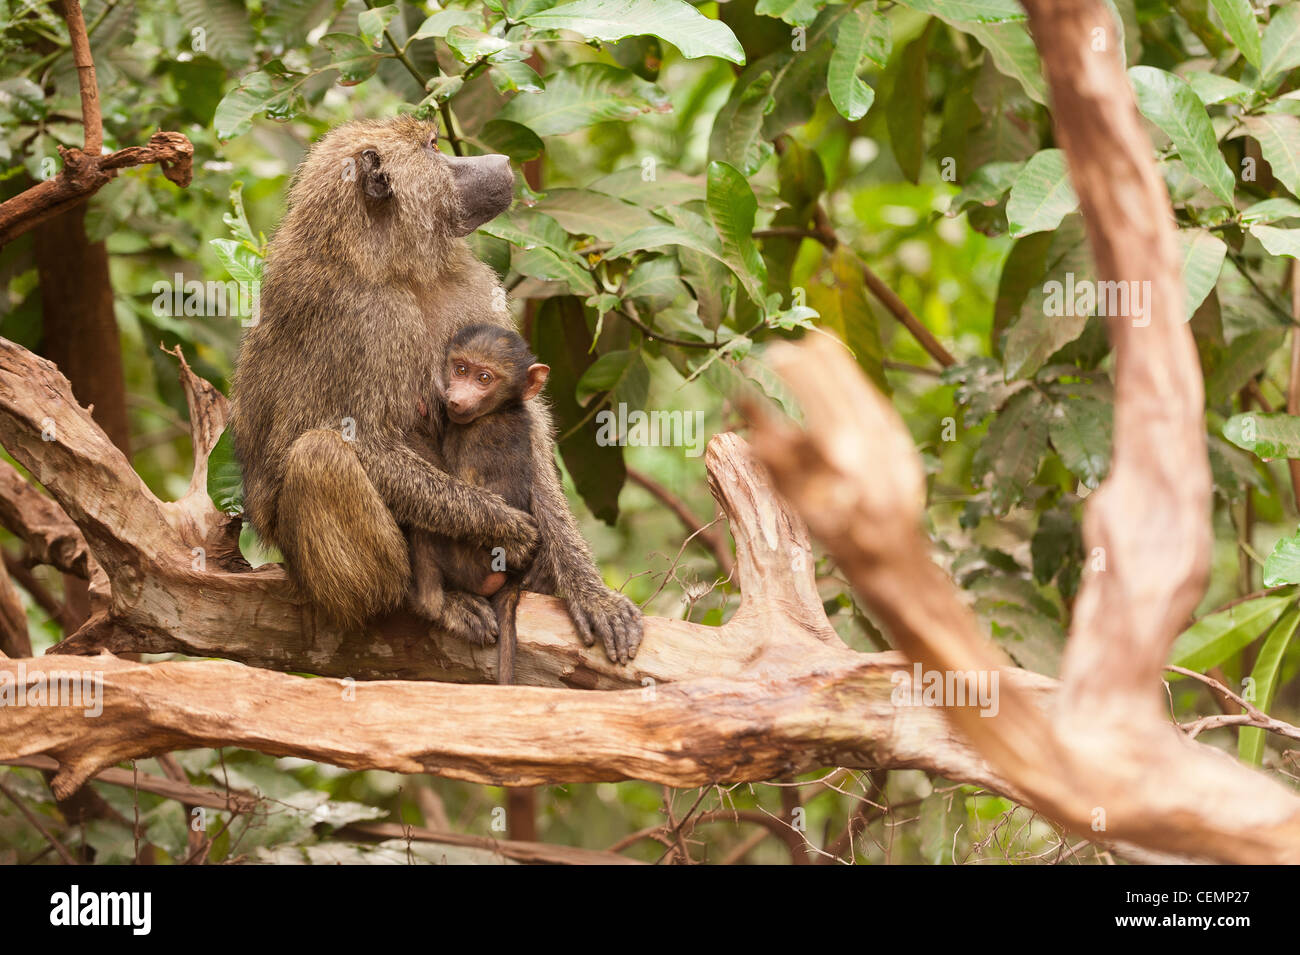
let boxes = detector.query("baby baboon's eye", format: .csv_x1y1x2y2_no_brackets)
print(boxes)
477,372,492,385
455,363,467,377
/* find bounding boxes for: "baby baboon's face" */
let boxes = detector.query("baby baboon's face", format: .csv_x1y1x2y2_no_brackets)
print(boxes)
288,116,514,255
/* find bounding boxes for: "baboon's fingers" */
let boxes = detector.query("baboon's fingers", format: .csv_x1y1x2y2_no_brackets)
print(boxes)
570,604,598,649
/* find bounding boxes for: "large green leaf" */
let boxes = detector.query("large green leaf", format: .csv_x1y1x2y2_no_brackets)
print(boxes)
706,161,768,306
1222,410,1300,460
1250,224,1300,258
1169,595,1291,672
1209,0,1261,70
496,63,669,136
1240,114,1300,198
206,428,244,515
1241,197,1300,225
896,0,1025,23
710,71,776,176
533,188,664,244
887,24,931,183
1177,228,1226,321
1002,218,1093,380
1239,606,1300,765
1129,66,1235,206
1263,532,1300,586
953,20,1046,105
972,388,1050,513
1048,396,1112,489
1261,3,1300,81
1006,149,1079,237
1205,326,1288,406
523,0,745,63
827,6,889,121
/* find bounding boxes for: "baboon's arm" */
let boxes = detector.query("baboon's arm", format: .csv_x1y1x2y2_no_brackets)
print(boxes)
525,403,643,663
357,437,537,567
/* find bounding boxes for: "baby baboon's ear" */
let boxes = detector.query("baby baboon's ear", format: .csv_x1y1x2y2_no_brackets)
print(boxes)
359,148,392,201
522,363,550,401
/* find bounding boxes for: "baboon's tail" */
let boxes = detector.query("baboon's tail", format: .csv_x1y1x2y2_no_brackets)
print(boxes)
279,429,410,628
493,583,521,685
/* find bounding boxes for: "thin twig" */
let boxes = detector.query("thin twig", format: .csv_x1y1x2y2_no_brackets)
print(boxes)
627,467,734,575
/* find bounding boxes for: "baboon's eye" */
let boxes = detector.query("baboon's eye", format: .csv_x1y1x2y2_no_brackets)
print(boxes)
454,364,467,377
477,372,492,385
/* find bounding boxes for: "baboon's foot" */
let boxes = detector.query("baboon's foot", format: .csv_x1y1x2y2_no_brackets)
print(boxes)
434,591,499,647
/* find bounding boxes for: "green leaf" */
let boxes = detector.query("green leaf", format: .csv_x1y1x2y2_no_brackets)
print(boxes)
1250,224,1300,257
474,118,545,161
445,25,514,62
828,6,889,121
973,389,1050,513
206,428,244,515
956,21,1046,105
887,24,931,183
588,166,704,206
950,160,1024,215
513,246,596,293
491,60,546,94
1241,197,1300,224
895,0,1025,22
210,238,263,286
1184,71,1254,106
357,3,398,48
576,349,641,404
1206,326,1288,406
411,8,479,39
321,33,384,85
1169,596,1291,672
1007,149,1079,237
1223,411,1300,460
523,0,745,64
213,71,274,142
1239,606,1300,764
1240,114,1300,198
1177,229,1226,320
1048,396,1112,489
1260,3,1300,81
709,71,775,176
1001,217,1093,380
706,161,768,306
534,188,664,243
1264,533,1300,586
497,63,669,135
755,0,828,28
1129,66,1235,206
1209,0,1261,70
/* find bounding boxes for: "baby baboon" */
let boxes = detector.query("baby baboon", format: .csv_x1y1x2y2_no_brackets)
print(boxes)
410,323,550,681
231,116,642,662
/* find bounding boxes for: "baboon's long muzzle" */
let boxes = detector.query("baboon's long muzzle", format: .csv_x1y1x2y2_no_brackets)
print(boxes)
447,154,514,237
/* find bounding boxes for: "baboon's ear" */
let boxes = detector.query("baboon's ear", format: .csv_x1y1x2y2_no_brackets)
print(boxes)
522,363,550,402
359,148,392,201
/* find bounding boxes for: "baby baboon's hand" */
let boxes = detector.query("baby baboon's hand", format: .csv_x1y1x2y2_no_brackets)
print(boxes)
566,581,643,665
498,506,538,569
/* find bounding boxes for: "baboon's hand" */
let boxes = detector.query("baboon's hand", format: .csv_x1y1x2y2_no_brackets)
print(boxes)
566,582,643,665
498,506,539,569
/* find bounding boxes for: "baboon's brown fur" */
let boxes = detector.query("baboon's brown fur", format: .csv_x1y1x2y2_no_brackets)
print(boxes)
230,116,642,661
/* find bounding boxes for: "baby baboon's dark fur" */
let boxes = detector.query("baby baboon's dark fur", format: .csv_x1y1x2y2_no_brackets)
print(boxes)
231,116,642,661
410,324,547,673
